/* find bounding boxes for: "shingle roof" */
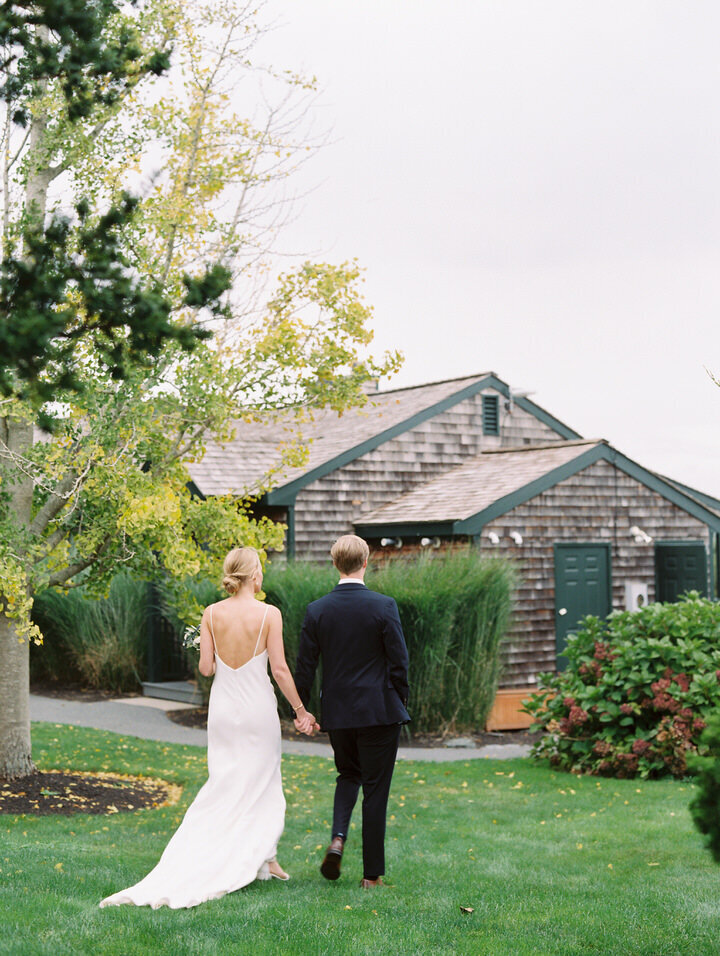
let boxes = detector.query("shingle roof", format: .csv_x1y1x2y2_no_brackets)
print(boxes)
354,440,604,525
188,373,496,497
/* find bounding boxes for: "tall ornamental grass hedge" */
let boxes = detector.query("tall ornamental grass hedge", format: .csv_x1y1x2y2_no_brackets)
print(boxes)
31,573,148,693
29,554,516,733
264,553,516,733
524,593,720,779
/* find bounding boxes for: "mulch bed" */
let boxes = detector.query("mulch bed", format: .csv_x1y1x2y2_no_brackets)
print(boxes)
0,771,180,817
31,681,138,702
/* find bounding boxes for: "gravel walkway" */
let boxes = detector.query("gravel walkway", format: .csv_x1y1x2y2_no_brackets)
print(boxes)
30,694,531,762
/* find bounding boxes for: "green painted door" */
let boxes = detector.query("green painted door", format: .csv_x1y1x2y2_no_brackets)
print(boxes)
554,544,612,669
655,543,707,601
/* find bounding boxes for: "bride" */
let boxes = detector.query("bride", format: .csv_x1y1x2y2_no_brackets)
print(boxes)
100,547,317,909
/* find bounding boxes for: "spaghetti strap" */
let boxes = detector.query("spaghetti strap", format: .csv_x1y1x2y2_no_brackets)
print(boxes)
253,605,270,657
209,605,218,655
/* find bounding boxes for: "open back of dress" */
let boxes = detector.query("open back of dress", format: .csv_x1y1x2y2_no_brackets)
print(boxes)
100,605,285,909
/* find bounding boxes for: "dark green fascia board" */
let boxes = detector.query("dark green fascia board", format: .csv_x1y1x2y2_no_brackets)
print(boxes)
267,374,580,505
656,475,720,512
608,449,720,533
454,444,720,536
186,480,205,500
353,521,456,539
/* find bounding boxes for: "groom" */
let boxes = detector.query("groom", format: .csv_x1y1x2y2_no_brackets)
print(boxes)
294,534,410,888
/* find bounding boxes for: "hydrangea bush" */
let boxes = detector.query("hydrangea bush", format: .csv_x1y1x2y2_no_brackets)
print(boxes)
524,594,720,779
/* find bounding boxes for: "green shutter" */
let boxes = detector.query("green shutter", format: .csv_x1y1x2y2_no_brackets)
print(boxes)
482,394,499,435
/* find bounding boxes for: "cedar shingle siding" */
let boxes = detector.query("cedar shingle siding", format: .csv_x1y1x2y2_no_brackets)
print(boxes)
294,389,563,561
482,460,711,688
186,372,719,716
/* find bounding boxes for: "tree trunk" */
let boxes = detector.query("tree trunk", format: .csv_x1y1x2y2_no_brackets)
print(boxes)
0,417,35,779
0,610,34,779
0,31,52,779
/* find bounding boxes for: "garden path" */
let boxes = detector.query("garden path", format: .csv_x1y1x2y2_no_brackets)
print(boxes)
29,694,531,762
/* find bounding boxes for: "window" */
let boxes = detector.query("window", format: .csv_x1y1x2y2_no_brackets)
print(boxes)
482,394,499,435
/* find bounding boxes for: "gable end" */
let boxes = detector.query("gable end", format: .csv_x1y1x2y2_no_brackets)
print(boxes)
267,374,580,505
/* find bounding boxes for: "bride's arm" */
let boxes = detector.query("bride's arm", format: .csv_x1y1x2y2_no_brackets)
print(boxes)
266,606,316,733
198,607,216,677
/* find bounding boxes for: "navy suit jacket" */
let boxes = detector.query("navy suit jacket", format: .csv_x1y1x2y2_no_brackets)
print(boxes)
294,582,410,730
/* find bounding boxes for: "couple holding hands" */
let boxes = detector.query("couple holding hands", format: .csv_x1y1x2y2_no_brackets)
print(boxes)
101,535,410,909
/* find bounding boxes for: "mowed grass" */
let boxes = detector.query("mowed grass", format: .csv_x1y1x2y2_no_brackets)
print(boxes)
1,725,719,956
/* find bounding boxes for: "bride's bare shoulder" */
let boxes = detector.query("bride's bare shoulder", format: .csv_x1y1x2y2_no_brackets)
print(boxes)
204,598,231,614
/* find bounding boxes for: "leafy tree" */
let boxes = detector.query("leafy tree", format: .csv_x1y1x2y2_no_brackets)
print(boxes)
0,0,169,126
0,0,401,779
0,1,224,410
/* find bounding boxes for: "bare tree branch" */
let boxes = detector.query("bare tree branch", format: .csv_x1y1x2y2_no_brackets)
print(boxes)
158,22,237,286
34,523,70,563
28,469,79,536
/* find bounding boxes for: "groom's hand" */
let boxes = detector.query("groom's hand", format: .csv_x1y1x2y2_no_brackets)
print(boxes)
294,711,315,735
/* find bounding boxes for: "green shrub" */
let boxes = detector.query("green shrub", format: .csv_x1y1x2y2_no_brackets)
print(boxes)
262,560,340,719
264,553,516,733
31,594,84,686
524,594,720,779
31,574,148,693
689,713,720,863
153,577,224,704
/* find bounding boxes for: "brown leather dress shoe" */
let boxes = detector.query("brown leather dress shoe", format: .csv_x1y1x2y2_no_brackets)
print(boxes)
360,877,384,888
320,836,344,881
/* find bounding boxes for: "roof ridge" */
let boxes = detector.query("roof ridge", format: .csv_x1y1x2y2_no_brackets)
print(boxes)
481,438,605,455
376,371,495,396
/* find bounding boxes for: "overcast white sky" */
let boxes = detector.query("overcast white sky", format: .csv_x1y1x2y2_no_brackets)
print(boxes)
258,1,719,495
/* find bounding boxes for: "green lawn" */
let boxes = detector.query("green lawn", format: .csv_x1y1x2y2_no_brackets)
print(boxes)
1,724,719,956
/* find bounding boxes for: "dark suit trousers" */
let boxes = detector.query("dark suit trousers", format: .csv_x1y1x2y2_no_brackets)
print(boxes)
328,724,401,878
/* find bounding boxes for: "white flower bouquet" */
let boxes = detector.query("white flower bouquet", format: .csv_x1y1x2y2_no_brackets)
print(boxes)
182,623,202,651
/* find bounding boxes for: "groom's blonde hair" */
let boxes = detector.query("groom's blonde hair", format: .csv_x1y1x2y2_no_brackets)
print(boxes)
330,534,369,575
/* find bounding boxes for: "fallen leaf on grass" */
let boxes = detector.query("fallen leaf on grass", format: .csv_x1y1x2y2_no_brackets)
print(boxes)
460,906,474,915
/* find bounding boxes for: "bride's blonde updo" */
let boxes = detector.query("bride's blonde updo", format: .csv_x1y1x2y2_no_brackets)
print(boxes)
222,547,261,595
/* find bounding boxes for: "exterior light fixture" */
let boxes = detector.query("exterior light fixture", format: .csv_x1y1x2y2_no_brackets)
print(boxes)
509,531,523,545
487,532,500,545
420,536,441,548
380,537,403,549
629,526,653,545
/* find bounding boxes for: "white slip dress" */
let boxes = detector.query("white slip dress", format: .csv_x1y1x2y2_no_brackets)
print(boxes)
100,605,286,909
